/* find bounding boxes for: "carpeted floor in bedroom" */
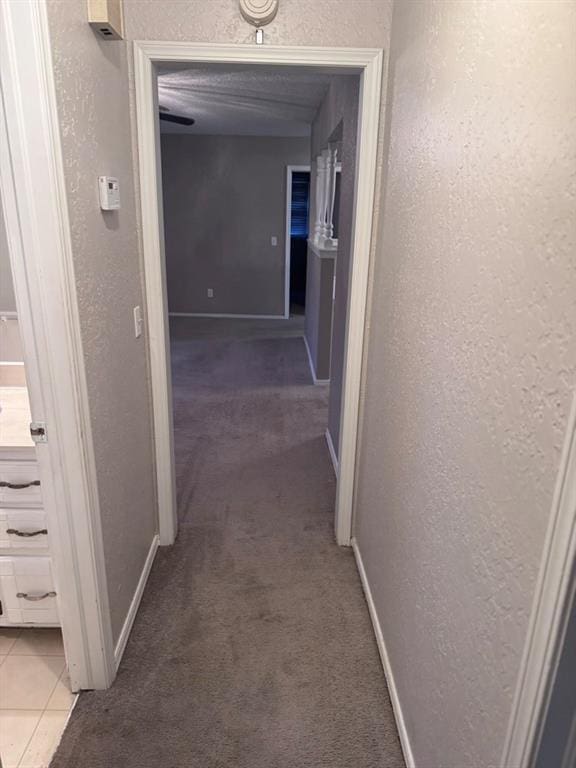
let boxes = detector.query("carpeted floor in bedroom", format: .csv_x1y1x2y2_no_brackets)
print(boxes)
49,316,405,768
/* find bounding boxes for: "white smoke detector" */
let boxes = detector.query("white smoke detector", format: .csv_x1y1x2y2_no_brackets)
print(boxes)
239,0,279,27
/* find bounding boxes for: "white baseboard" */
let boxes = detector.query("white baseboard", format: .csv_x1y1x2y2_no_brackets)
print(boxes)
114,534,159,670
352,539,416,768
325,428,338,476
169,312,285,320
302,334,330,385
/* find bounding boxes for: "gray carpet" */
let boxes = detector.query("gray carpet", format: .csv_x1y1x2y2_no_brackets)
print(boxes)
50,318,405,768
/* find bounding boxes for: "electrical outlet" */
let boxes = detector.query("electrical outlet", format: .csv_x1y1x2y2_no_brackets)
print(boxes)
271,236,278,246
133,305,143,338
207,288,214,298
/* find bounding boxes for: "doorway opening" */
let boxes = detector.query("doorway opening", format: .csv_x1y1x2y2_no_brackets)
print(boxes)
157,62,352,532
134,42,384,549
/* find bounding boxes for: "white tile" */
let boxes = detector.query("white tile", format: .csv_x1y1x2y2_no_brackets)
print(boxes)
0,710,42,768
0,655,65,710
0,629,21,655
10,630,64,657
19,710,69,768
46,668,75,712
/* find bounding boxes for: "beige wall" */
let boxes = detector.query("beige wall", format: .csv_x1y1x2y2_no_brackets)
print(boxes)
124,0,392,48
355,2,576,766
47,1,157,643
161,134,309,316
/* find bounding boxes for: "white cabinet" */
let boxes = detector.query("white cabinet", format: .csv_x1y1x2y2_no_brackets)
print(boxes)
0,556,58,625
0,508,50,553
0,460,42,506
0,449,59,627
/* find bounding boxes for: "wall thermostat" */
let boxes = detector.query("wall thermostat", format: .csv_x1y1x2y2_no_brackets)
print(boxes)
98,176,120,210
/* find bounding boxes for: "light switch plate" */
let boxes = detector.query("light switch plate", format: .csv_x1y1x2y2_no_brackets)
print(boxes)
133,305,143,338
271,236,278,246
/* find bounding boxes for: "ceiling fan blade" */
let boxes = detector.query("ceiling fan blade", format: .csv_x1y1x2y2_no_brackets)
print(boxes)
159,112,195,126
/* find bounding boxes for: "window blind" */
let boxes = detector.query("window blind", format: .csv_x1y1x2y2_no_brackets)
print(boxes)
290,172,310,238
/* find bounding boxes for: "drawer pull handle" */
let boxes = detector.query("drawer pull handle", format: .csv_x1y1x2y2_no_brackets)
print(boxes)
6,528,48,538
0,480,41,490
16,591,56,602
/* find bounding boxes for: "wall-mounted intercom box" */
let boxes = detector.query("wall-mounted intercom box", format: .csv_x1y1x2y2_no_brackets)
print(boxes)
88,0,124,40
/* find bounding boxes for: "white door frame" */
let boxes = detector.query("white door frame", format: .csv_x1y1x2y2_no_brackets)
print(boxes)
0,0,114,690
134,42,384,547
284,164,311,319
502,390,576,767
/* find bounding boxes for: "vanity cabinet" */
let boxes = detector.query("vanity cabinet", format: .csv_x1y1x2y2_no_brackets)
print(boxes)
0,402,60,627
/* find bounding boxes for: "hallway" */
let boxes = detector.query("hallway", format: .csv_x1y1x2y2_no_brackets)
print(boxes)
50,318,404,768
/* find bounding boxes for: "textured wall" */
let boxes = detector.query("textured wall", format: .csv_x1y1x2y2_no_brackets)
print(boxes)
304,248,335,380
355,2,576,766
46,1,157,643
161,134,309,316
310,77,360,456
0,200,16,313
125,0,392,48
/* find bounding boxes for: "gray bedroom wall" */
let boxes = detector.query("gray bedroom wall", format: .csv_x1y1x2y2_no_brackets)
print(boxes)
310,77,360,457
354,2,576,766
161,134,310,317
0,201,16,313
46,0,157,644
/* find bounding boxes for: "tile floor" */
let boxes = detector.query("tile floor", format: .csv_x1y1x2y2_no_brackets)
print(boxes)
0,628,76,768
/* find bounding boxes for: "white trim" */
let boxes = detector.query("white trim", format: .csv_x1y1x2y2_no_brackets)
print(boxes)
135,41,381,68
133,43,177,547
325,429,338,476
133,40,383,556
285,164,311,319
0,0,114,689
302,334,330,386
169,312,285,320
352,539,416,768
502,390,576,768
307,239,338,260
0,311,18,318
334,47,383,546
114,534,159,670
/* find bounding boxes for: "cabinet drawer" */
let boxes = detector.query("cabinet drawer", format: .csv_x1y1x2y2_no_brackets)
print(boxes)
0,462,42,506
0,556,58,626
0,509,49,553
